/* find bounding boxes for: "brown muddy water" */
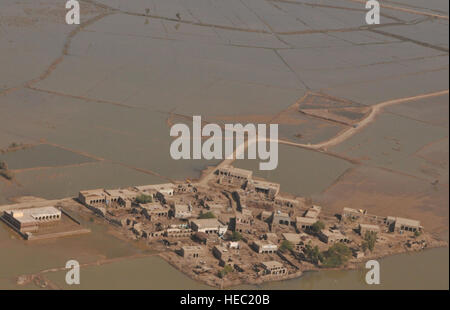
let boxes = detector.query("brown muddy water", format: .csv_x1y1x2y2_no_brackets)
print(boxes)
7,244,449,290
0,0,448,290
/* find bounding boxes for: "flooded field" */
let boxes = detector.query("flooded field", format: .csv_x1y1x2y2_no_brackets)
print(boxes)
6,238,447,290
317,165,449,240
0,0,448,290
45,255,212,290
0,144,96,170
0,161,167,202
244,247,449,290
234,144,354,197
331,112,449,181
0,207,143,284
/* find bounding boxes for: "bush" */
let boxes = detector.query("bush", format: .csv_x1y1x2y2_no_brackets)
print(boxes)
304,242,322,264
231,231,242,241
0,169,14,180
0,161,7,170
311,221,325,234
135,194,153,204
321,243,352,268
218,264,233,278
198,211,215,219
280,240,294,253
363,231,377,252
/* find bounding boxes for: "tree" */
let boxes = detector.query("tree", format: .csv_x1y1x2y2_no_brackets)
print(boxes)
198,211,216,219
135,194,153,204
363,231,377,252
218,264,233,278
0,169,14,180
321,243,352,268
280,240,294,253
304,242,322,264
0,161,13,180
231,231,242,242
311,221,325,234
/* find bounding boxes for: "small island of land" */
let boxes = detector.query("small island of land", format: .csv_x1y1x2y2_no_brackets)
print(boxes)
1,164,446,288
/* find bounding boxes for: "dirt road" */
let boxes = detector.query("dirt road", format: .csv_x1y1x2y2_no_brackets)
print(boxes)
198,89,449,183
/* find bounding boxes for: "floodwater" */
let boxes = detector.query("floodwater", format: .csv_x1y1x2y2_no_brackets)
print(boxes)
10,245,448,290
0,208,144,284
0,144,95,170
234,144,354,197
0,0,448,290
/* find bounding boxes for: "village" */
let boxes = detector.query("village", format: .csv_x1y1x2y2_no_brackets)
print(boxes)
0,164,445,287
61,164,441,287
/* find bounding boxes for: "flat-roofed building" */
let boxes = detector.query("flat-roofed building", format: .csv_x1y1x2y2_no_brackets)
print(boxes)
140,203,169,220
251,240,278,254
105,189,137,208
263,233,278,242
342,207,363,220
135,184,175,202
165,227,193,238
247,180,280,199
319,229,351,244
296,216,316,231
192,232,209,245
135,183,175,195
359,224,380,236
205,203,226,214
230,211,254,233
212,245,231,261
304,205,321,219
259,211,272,222
3,207,61,233
272,211,293,226
217,166,253,185
79,188,136,208
172,204,193,219
385,216,421,233
261,261,287,275
282,233,309,251
274,196,299,208
78,189,108,205
190,218,228,235
180,245,205,259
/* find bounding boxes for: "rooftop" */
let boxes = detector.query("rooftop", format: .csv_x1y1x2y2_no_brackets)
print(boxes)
394,217,421,228
134,183,175,192
190,218,223,229
252,179,280,190
262,261,284,269
282,233,308,244
359,223,380,230
6,206,61,224
296,216,317,224
218,166,253,179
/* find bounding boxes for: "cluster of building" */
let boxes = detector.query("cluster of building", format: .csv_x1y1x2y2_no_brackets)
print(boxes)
74,165,426,283
342,207,422,234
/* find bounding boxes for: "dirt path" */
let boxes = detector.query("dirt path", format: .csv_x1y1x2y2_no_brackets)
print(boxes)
309,89,449,150
198,89,448,183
